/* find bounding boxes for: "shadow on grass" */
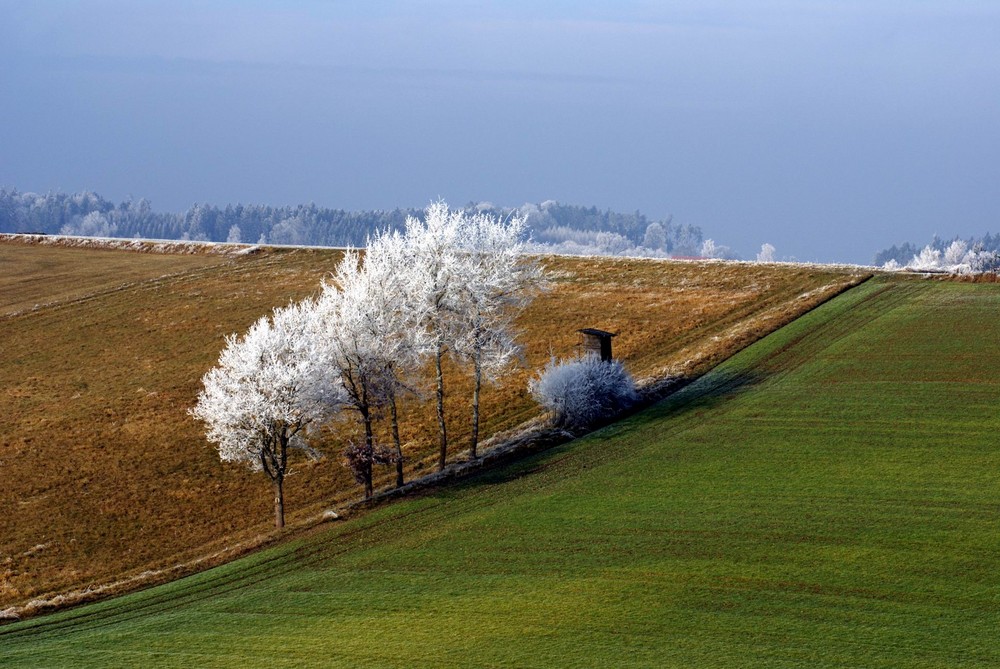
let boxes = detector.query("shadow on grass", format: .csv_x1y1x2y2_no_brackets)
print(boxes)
445,368,773,491
651,367,770,415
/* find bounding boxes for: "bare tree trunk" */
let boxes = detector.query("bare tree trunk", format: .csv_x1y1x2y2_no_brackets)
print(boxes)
470,355,482,459
273,477,285,529
389,394,404,488
269,433,289,529
436,344,448,471
363,410,374,499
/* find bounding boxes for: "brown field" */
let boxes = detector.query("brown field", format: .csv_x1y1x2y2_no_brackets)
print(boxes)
0,237,230,317
0,238,868,611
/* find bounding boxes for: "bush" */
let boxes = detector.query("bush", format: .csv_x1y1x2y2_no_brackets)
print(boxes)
529,355,639,431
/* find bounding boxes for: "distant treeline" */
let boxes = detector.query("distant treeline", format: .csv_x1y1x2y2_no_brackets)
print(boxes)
875,234,1000,267
0,188,708,257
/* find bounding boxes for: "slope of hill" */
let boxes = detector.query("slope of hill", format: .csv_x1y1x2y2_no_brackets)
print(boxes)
0,237,230,317
3,275,998,667
0,238,863,613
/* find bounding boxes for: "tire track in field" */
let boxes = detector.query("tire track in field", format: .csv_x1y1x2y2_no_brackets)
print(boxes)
580,279,922,460
750,279,925,377
0,252,291,323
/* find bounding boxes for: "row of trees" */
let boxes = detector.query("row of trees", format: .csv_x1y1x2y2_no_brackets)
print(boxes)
510,201,707,257
190,203,542,528
875,234,1000,271
0,187,716,259
880,238,1000,274
0,188,419,247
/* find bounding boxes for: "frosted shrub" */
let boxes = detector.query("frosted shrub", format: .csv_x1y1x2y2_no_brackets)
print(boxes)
529,355,639,431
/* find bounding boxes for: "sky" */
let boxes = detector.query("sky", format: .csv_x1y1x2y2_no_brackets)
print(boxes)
1,1,998,263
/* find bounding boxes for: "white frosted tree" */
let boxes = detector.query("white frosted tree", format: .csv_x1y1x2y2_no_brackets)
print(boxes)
642,222,667,251
756,243,776,263
967,244,1000,273
909,245,942,271
312,242,429,496
400,201,543,467
401,202,466,471
944,239,968,266
61,211,117,237
452,211,542,458
363,229,433,485
190,301,340,528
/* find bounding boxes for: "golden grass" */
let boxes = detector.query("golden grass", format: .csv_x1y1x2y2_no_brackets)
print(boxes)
0,237,228,316
0,239,868,611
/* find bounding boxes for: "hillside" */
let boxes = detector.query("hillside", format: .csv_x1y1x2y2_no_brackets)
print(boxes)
0,238,230,317
0,237,864,612
3,276,999,666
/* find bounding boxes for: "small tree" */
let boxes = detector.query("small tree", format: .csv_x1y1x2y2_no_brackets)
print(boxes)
642,222,667,251
401,202,543,466
452,210,542,458
190,301,339,528
343,440,396,494
312,245,429,496
756,243,776,263
363,229,432,486
529,355,638,431
401,202,466,470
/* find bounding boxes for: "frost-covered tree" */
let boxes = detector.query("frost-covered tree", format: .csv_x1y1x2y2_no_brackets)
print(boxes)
968,244,1000,273
900,240,1000,274
909,245,943,271
60,211,117,237
642,222,667,251
401,202,542,466
312,243,430,495
595,231,631,255
401,202,466,470
672,225,703,256
226,224,242,244
944,239,968,266
529,355,638,431
270,215,309,246
363,229,433,485
700,238,738,260
190,301,340,528
756,243,776,263
313,262,392,499
452,211,542,458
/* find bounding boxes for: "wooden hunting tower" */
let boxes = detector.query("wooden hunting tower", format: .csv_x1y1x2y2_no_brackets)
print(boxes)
578,328,616,362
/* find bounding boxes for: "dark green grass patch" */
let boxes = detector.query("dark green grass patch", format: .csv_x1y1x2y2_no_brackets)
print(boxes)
4,276,1000,667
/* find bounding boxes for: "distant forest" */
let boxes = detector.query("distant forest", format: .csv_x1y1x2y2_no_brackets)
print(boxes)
875,234,1000,267
0,188,713,258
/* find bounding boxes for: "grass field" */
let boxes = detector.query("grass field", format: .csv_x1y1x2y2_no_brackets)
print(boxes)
3,275,999,667
0,239,229,316
0,238,862,612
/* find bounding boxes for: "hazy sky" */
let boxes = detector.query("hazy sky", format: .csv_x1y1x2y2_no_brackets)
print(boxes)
2,1,998,263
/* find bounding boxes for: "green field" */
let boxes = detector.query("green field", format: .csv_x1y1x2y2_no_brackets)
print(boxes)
3,276,1000,667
